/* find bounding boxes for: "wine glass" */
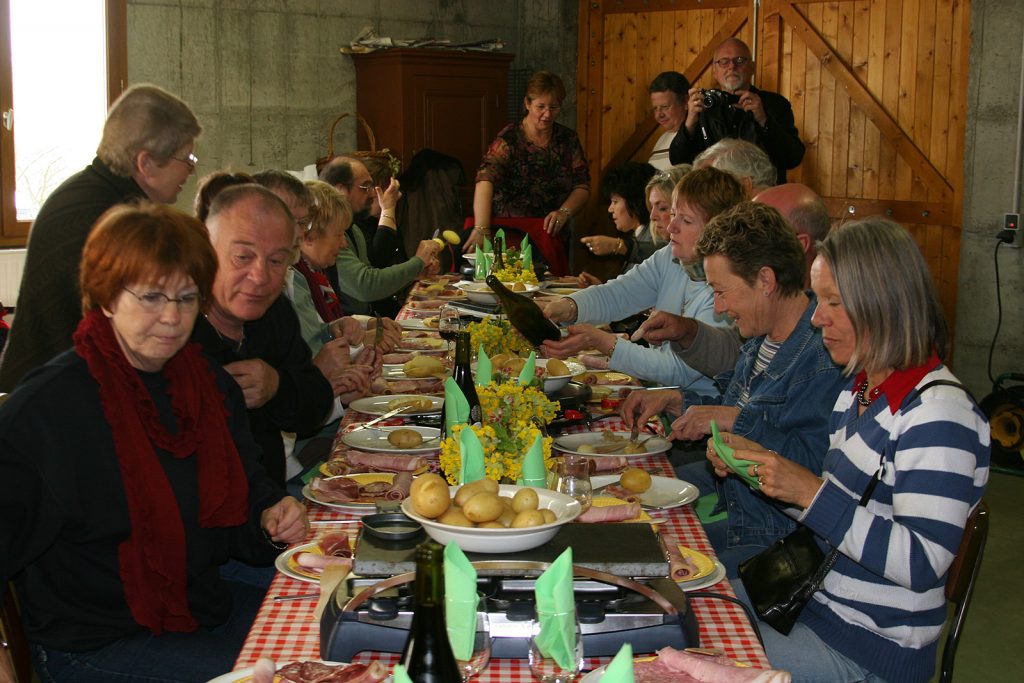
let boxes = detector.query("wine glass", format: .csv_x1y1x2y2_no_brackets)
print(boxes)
528,611,583,682
555,454,593,513
454,610,492,681
438,304,463,362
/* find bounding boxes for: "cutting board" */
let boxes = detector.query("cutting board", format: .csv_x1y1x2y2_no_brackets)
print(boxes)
353,522,669,578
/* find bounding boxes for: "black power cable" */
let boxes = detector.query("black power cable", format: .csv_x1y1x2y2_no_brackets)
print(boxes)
988,238,1009,385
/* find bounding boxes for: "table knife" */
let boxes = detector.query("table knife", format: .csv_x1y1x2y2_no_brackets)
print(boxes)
348,406,407,433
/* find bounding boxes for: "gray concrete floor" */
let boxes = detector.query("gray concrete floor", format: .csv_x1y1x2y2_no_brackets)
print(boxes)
932,471,1024,682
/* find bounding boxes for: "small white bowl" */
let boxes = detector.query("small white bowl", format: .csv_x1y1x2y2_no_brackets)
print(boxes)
455,281,541,304
462,252,493,264
536,358,587,392
400,484,581,553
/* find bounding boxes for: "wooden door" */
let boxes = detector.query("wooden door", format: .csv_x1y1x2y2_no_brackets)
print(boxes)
576,0,970,329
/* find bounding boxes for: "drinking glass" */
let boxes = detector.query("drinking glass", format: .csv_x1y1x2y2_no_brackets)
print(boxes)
528,611,583,682
555,454,593,512
455,610,492,681
438,304,463,361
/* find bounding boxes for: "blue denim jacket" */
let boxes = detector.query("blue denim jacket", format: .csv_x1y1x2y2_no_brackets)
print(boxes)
685,293,846,547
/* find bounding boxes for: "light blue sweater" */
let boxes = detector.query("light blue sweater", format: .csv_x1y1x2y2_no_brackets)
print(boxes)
569,244,729,396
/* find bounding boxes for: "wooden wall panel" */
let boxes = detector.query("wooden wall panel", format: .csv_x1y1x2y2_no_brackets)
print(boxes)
577,0,968,327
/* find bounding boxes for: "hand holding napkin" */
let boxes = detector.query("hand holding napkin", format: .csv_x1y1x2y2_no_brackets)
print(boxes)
519,433,547,488
476,344,492,387
534,547,577,671
444,377,470,434
391,664,413,683
518,351,537,386
459,423,487,484
601,642,634,682
444,542,479,661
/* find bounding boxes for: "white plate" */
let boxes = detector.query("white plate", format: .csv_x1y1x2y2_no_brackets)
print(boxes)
380,364,448,381
340,425,441,454
207,660,352,683
401,484,582,553
399,317,439,330
456,280,541,304
348,394,444,416
274,542,325,584
677,559,727,592
591,474,698,509
303,473,403,511
552,431,672,458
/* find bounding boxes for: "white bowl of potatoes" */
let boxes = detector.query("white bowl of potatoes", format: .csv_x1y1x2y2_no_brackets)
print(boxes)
485,354,585,393
400,476,582,553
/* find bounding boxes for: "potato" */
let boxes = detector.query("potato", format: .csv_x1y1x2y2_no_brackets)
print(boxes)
504,358,527,375
540,509,557,524
462,492,505,523
403,356,445,378
410,472,446,498
454,478,499,507
576,444,596,454
545,358,569,376
411,478,451,519
510,282,526,292
497,507,517,528
620,467,653,493
511,509,545,528
623,441,648,455
387,428,424,449
511,487,540,513
437,507,474,527
478,521,506,529
387,396,434,412
490,353,511,370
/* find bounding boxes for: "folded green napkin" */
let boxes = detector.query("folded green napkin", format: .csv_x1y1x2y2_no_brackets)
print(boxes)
459,423,487,484
710,420,759,489
600,642,634,682
518,433,547,488
483,236,493,253
391,664,413,683
522,241,533,272
695,493,728,524
444,542,479,661
518,351,537,386
444,377,470,434
476,344,492,387
534,547,577,670
474,245,487,280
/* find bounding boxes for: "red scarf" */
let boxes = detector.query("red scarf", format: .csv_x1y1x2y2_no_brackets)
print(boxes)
295,258,344,322
73,309,249,634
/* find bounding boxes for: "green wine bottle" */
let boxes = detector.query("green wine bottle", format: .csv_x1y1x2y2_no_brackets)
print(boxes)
485,274,561,347
399,540,462,682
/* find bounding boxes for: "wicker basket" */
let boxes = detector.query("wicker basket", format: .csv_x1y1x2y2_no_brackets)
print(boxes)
315,112,399,176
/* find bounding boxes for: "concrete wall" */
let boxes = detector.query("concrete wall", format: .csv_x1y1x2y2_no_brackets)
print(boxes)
127,0,579,211
957,0,1024,398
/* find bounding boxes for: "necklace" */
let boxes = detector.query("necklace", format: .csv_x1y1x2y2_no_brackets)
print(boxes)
205,314,244,354
856,379,882,406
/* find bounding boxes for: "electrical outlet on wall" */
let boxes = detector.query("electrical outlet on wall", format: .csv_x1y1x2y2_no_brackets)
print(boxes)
1000,213,1020,247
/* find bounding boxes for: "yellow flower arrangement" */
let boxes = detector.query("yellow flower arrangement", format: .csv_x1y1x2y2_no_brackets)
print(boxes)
467,317,531,358
490,260,539,285
438,381,560,484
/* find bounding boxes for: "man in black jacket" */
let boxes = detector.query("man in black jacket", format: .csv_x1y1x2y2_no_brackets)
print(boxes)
669,38,804,184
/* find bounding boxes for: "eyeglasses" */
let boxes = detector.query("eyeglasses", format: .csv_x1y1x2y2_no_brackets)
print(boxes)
293,214,313,232
170,152,199,172
714,56,750,68
124,287,202,313
356,181,374,192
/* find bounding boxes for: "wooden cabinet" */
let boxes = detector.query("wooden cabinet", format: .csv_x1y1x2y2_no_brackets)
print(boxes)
352,49,514,214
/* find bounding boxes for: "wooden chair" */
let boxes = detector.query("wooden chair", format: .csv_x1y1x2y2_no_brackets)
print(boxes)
939,501,990,683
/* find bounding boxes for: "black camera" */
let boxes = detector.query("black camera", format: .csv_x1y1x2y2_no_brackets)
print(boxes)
701,88,741,109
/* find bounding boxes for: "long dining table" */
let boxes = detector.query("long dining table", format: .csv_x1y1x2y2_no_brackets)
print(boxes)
233,296,771,679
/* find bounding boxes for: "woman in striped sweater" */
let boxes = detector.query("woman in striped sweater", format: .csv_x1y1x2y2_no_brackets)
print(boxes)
723,218,990,683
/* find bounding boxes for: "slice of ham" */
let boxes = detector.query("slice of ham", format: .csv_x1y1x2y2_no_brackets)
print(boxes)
632,647,791,683
310,476,361,503
346,451,428,472
382,352,416,364
320,533,352,558
588,456,628,473
294,553,352,573
599,483,641,505
277,660,389,683
663,540,702,581
578,502,641,523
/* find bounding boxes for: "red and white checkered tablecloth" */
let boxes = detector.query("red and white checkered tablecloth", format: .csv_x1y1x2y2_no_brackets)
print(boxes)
235,303,770,677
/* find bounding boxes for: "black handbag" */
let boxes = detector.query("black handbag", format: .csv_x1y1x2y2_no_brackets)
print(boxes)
738,379,968,635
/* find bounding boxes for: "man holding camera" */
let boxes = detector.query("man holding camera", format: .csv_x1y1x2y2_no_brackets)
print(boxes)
669,38,804,184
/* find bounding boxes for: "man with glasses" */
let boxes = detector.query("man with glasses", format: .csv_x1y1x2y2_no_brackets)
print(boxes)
192,184,333,486
669,38,804,184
